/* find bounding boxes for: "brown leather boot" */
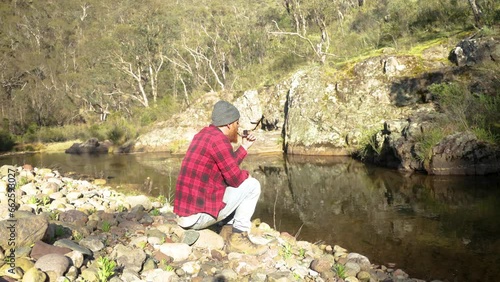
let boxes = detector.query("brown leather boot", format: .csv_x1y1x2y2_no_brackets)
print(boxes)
219,224,233,242
227,232,268,255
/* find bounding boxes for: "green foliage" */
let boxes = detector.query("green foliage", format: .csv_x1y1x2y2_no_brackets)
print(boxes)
17,176,30,187
414,128,445,164
22,125,85,143
429,81,500,144
72,230,84,242
97,256,116,282
156,195,166,205
162,263,175,272
279,242,294,260
413,79,500,164
333,263,347,279
480,0,500,26
137,241,147,250
136,96,180,126
354,127,384,160
117,204,127,212
298,248,306,258
150,208,161,216
26,196,38,204
0,0,497,146
41,195,51,206
48,210,59,221
0,129,15,152
55,225,66,237
87,124,108,142
105,119,135,145
101,221,112,232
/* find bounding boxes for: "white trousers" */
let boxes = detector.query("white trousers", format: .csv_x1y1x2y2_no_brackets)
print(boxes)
177,177,261,232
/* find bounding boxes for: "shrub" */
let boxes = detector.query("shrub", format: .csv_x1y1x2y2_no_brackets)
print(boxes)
36,127,67,142
429,82,500,145
87,124,107,141
412,81,500,165
0,129,15,152
414,127,446,165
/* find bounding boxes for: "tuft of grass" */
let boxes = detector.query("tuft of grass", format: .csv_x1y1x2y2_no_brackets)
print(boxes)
150,208,161,216
279,242,294,260
26,196,38,204
17,176,30,187
473,127,500,145
333,263,347,279
298,248,306,258
72,230,84,242
429,81,500,144
101,221,112,232
117,204,127,213
97,256,116,282
48,210,59,220
353,127,384,160
41,195,51,206
137,241,147,249
413,78,500,166
413,127,445,165
156,195,166,204
163,264,175,272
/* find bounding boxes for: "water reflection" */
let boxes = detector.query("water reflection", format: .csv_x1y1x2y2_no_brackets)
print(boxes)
1,152,499,281
251,155,500,282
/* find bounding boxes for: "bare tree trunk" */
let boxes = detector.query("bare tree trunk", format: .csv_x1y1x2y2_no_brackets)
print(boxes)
114,55,149,108
468,0,482,27
179,76,189,106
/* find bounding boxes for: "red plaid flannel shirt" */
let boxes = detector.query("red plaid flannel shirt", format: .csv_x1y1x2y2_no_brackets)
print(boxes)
174,125,249,218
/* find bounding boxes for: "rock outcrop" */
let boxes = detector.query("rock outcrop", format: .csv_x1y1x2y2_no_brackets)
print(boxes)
428,132,500,175
132,34,499,175
65,138,111,154
449,35,499,67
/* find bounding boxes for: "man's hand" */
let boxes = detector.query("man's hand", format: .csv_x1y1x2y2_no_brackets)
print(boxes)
241,133,256,151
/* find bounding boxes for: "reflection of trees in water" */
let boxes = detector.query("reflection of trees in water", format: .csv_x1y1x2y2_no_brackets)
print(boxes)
248,155,500,282
132,152,500,281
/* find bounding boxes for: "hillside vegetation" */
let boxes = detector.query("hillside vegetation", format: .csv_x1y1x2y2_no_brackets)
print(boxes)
0,0,498,150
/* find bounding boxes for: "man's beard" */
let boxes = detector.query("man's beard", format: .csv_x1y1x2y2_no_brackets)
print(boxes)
229,129,238,143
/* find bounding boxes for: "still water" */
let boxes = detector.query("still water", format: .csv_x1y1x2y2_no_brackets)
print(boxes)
1,152,499,282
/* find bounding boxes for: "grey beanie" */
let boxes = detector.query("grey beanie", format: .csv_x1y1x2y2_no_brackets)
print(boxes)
211,100,240,126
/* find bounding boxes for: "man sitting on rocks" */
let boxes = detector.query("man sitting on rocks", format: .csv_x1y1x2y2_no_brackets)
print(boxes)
174,100,267,255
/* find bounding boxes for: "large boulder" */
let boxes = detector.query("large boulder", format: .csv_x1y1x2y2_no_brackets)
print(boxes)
133,90,281,154
65,138,111,154
0,215,48,250
448,36,499,67
428,132,500,175
281,53,444,155
131,34,499,175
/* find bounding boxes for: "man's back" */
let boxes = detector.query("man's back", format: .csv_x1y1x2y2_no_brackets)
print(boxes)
174,125,248,217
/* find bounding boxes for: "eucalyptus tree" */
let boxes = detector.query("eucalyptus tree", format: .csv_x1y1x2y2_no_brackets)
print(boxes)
0,0,80,131
271,0,362,63
162,0,278,101
108,0,178,109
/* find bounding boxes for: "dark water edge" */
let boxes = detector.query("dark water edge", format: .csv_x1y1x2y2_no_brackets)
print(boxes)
1,152,499,281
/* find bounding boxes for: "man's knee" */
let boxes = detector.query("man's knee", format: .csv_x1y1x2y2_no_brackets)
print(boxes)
246,177,261,195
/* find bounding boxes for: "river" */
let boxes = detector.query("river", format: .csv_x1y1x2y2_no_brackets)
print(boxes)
1,152,499,281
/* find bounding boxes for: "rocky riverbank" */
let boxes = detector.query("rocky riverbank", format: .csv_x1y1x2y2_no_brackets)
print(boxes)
0,165,437,282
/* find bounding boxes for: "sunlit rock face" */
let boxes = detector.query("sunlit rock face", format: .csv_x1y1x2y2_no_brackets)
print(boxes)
133,36,499,175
